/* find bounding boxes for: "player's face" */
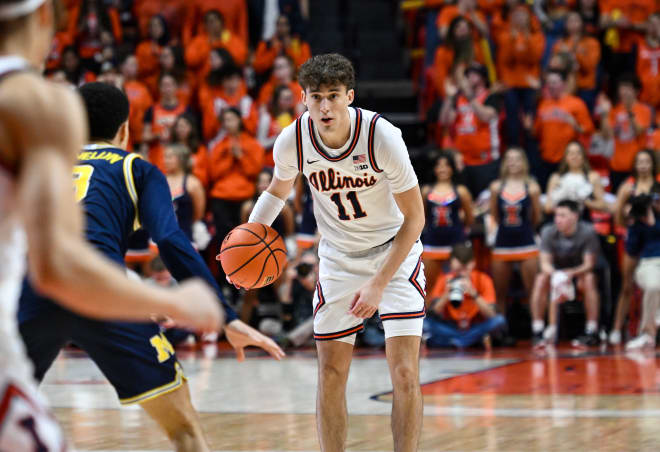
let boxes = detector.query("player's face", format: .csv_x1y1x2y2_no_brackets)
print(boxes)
303,84,354,132
565,143,583,170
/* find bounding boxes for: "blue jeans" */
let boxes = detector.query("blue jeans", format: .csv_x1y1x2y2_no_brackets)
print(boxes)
424,315,506,348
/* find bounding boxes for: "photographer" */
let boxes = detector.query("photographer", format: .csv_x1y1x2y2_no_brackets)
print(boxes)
424,244,505,348
624,184,660,350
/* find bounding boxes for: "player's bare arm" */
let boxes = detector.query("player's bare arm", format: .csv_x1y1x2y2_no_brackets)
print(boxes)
4,75,222,332
349,185,425,318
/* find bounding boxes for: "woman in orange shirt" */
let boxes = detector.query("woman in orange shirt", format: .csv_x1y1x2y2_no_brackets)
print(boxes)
208,107,264,250
171,113,209,189
135,15,170,98
553,12,601,112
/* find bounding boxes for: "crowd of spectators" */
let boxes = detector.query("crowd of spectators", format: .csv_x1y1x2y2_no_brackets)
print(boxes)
49,0,660,350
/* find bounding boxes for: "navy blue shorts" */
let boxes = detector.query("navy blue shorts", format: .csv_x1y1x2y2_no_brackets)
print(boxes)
18,280,185,405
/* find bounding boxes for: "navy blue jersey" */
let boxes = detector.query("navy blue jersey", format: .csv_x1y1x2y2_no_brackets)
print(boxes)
422,187,465,247
494,183,536,249
74,144,236,320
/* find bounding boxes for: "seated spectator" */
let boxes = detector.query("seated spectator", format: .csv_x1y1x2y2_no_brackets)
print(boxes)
257,85,297,166
532,69,594,189
253,15,311,74
163,144,207,247
624,185,660,350
208,108,264,251
421,151,474,301
257,55,304,112
71,0,122,68
436,0,489,40
171,113,209,188
182,0,248,46
424,243,505,349
135,15,170,97
531,200,601,347
431,17,485,99
552,12,601,112
439,63,502,198
200,64,258,141
142,73,193,171
610,149,659,343
600,74,652,192
60,46,96,87
545,141,607,214
489,148,542,319
119,53,153,150
185,9,248,84
637,13,660,110
497,5,545,146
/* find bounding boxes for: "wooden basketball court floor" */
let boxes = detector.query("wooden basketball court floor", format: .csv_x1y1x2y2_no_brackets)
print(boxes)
41,344,660,452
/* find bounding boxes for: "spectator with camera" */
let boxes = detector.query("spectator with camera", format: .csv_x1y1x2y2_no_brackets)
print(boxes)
623,184,660,350
531,199,601,348
424,244,505,349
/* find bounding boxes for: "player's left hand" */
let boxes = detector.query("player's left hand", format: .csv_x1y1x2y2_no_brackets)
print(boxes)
348,280,384,319
225,320,286,362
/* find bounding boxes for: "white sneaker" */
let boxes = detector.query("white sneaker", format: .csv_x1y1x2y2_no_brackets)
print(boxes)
543,326,557,344
609,330,622,345
625,333,655,351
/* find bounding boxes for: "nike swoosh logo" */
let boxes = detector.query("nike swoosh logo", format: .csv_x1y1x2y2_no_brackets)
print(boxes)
306,159,320,164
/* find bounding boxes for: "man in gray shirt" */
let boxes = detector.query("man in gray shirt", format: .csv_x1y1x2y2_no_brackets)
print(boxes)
531,199,601,347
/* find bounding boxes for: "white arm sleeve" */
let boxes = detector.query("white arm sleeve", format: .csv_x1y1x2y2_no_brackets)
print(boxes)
248,191,286,226
376,118,419,193
272,120,300,181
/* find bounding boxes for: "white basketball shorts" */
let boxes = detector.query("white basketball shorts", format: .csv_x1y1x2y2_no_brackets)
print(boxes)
313,238,426,345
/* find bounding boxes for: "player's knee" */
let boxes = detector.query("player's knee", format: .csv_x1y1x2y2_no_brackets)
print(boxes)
318,361,349,387
390,362,419,394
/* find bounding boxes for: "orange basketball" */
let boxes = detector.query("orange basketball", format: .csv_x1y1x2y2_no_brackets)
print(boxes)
217,223,287,289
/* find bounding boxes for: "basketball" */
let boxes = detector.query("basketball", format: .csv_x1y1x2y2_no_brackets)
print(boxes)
217,223,287,289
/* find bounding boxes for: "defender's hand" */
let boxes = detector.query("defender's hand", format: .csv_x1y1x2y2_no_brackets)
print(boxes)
225,320,286,361
348,280,384,319
171,280,225,333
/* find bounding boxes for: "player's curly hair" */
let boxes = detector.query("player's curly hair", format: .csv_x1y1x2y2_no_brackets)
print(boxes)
78,82,129,141
298,53,355,92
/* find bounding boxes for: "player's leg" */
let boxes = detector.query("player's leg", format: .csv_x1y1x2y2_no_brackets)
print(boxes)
71,318,208,451
139,382,209,452
315,338,354,452
385,335,422,452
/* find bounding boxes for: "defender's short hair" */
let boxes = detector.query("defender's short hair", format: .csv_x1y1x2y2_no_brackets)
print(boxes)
298,53,355,92
78,82,129,141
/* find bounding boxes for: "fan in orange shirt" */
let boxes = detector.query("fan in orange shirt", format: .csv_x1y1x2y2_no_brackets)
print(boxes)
119,54,153,151
208,108,265,250
552,12,601,112
436,0,489,39
199,64,258,141
601,74,653,191
253,15,312,74
135,15,170,98
533,69,594,188
184,10,248,86
182,0,248,46
637,13,660,110
257,55,305,113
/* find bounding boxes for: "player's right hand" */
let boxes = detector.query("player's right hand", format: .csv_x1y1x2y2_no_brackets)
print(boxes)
171,280,225,332
225,274,244,290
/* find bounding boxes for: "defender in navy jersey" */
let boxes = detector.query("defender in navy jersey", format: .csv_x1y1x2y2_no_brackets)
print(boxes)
18,83,284,452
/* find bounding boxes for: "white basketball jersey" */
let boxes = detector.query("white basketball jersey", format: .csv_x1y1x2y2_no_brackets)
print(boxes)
0,56,34,380
274,107,419,252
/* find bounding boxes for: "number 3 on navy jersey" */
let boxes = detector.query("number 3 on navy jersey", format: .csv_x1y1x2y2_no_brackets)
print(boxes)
72,164,94,202
329,191,367,220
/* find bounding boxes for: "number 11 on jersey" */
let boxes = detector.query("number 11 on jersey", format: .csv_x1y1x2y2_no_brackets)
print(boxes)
329,191,367,220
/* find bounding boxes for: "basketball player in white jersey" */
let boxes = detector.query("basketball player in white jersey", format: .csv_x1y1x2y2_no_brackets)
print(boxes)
244,54,425,451
0,0,222,448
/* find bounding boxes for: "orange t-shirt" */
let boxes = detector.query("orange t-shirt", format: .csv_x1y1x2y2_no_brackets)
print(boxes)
436,6,487,35
123,79,153,149
184,31,248,86
191,144,209,189
431,270,496,328
608,102,652,172
208,133,264,201
637,40,660,109
452,91,501,166
253,38,312,74
496,29,545,88
199,84,258,140
135,40,162,92
552,36,601,90
182,0,248,46
534,95,594,163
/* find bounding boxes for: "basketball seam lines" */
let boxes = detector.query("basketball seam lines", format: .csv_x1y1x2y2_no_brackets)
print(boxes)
228,225,283,288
